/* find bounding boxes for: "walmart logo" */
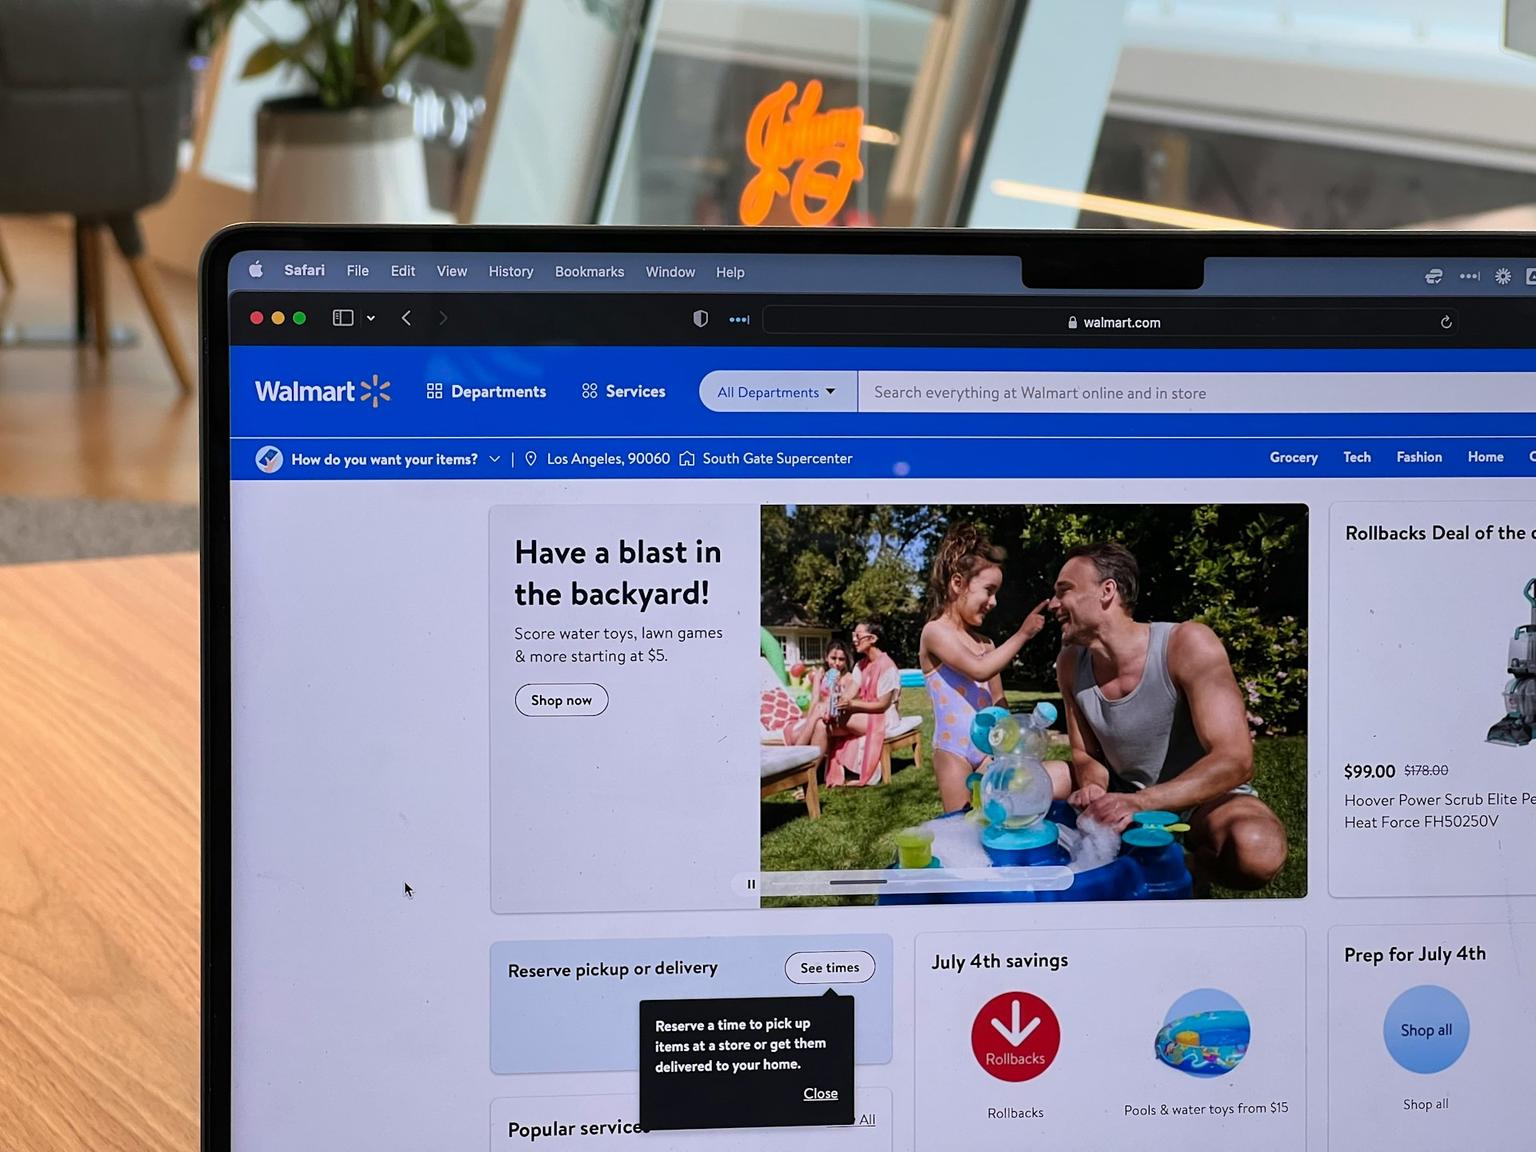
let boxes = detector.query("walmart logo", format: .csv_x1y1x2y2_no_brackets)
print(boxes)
359,373,391,408
254,376,393,406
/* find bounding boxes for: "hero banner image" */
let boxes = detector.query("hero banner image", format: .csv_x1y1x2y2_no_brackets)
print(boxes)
216,239,1536,1152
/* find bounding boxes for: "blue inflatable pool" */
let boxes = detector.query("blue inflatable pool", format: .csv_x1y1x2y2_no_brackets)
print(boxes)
1155,1010,1250,1076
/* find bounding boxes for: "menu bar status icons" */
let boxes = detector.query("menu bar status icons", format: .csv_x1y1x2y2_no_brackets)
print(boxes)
1421,263,1536,289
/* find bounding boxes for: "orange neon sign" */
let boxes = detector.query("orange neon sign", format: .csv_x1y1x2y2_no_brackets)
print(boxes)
740,80,864,227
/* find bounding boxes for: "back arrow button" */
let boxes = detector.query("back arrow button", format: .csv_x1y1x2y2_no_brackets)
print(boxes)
401,310,412,326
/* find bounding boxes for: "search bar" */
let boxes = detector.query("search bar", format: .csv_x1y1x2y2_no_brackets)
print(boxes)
762,305,1458,338
856,371,1529,413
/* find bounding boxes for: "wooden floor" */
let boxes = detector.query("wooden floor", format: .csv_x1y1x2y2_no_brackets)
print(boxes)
0,218,199,503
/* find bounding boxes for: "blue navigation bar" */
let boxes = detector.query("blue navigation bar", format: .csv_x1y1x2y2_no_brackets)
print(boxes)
226,344,1536,442
230,436,1536,481
226,342,1536,481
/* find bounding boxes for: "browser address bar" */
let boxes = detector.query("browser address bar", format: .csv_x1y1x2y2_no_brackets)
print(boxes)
762,305,1457,338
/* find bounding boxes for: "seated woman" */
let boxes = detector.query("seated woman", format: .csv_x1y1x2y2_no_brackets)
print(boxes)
825,621,901,787
786,640,851,755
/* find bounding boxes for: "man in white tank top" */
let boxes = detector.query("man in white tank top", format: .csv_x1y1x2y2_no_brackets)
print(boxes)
1050,541,1288,892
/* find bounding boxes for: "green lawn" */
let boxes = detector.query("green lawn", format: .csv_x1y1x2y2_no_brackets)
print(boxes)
761,686,1307,904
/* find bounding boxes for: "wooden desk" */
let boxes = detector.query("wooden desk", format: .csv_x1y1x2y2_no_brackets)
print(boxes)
0,554,199,1151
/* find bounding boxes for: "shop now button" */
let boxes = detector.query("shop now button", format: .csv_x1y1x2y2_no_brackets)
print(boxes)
785,950,876,984
515,683,609,717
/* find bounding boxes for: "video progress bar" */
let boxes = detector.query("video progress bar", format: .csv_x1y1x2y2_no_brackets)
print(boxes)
740,867,1074,898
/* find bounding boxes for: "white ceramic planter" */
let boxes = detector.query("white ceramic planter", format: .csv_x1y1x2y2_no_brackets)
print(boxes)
255,98,430,223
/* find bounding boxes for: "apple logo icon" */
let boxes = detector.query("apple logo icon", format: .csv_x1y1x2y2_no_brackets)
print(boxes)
248,260,264,279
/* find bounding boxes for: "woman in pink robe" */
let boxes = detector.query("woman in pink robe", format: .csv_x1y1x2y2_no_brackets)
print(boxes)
826,621,902,787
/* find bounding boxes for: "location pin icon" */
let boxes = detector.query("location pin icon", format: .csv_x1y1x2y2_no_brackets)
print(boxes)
524,450,537,467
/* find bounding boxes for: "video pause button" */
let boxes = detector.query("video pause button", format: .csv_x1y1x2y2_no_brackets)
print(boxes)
732,874,762,897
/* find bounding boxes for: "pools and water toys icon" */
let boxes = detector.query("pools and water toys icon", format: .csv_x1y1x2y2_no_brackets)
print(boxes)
1154,989,1250,1077
1486,577,1536,746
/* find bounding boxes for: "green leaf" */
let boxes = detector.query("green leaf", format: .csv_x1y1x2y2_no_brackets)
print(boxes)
382,0,417,37
241,40,296,79
329,37,357,107
381,0,477,74
419,9,474,68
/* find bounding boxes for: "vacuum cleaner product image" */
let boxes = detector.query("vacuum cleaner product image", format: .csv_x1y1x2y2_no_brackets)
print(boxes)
1487,578,1536,747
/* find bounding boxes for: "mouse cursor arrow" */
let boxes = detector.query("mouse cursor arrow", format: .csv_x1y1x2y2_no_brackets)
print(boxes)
403,882,414,899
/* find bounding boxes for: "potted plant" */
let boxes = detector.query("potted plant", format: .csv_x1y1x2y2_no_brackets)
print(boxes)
199,0,476,222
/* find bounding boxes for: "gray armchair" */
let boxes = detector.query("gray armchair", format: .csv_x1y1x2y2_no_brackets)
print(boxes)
0,0,197,392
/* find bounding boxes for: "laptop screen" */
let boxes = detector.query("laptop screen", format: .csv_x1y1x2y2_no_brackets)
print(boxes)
215,236,1532,1150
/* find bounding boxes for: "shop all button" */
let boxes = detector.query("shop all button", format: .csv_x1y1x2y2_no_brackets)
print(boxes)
515,683,610,717
786,950,876,984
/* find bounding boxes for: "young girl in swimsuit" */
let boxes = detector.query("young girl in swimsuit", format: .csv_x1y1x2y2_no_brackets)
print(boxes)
918,523,1071,813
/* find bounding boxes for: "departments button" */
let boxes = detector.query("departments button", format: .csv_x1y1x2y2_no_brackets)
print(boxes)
698,369,858,412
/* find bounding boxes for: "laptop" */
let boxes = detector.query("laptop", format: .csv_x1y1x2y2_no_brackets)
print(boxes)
204,226,1529,1149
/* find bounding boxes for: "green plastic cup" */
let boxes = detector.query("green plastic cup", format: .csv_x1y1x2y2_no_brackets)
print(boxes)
894,828,935,869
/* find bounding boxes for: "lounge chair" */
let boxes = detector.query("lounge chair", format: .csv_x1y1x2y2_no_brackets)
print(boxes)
878,714,925,784
760,744,822,819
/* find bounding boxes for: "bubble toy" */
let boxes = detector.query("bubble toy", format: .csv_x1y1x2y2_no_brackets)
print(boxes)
1122,810,1191,848
881,700,1194,902
964,771,987,824
978,756,1057,848
965,703,1066,863
970,701,1057,759
1154,1009,1250,1076
1115,810,1194,899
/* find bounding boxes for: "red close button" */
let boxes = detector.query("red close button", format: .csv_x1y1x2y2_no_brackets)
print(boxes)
970,991,1061,1082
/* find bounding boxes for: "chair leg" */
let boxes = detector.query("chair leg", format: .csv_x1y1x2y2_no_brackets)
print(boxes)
0,227,14,293
81,223,110,359
74,218,89,343
804,767,821,820
880,745,892,785
108,214,193,395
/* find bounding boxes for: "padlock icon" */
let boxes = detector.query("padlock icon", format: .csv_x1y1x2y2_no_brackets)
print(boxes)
1067,315,1078,330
